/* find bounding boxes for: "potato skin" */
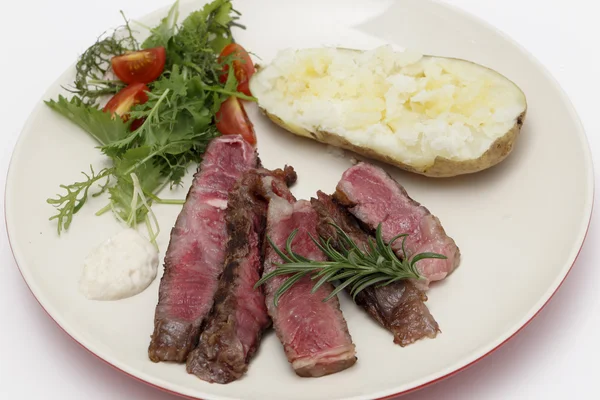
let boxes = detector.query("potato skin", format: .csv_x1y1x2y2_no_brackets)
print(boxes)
260,108,526,178
253,52,527,178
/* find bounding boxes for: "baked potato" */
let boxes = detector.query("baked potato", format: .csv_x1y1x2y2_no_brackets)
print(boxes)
249,46,527,177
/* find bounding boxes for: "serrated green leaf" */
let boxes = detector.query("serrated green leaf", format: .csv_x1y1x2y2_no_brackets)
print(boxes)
141,0,180,49
45,95,130,146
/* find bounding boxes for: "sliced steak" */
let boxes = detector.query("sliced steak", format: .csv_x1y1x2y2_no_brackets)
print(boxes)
311,191,439,346
148,135,257,363
262,186,356,377
186,167,296,383
334,162,460,289
352,280,439,346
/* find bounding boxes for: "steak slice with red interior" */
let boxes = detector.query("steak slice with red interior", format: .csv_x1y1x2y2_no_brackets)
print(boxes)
334,162,460,289
148,135,257,363
311,191,439,346
186,167,296,383
262,184,356,377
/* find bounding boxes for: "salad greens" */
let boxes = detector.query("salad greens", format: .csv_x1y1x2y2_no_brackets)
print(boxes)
65,13,136,105
45,0,249,236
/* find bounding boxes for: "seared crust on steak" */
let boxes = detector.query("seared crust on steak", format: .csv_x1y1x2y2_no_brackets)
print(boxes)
149,136,257,363
186,171,270,383
311,191,439,346
186,166,297,383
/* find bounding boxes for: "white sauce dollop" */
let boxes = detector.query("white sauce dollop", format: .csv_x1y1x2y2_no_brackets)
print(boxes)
79,229,159,301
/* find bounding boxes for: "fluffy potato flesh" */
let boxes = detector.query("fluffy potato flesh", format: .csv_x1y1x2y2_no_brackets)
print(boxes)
249,46,527,176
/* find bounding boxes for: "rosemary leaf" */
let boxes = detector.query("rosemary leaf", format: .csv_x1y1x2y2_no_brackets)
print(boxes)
256,223,447,305
273,272,307,307
351,275,389,300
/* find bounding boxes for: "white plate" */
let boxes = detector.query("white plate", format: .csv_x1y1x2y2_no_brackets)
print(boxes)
5,0,594,399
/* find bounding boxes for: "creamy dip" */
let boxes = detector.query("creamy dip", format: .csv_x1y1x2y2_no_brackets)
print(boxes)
79,229,159,300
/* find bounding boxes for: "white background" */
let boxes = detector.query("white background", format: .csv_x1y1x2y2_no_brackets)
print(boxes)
0,0,598,399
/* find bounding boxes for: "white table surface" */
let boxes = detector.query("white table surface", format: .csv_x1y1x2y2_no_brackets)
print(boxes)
1,0,598,399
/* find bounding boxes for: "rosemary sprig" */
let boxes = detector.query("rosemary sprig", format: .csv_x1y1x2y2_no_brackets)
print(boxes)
255,224,447,306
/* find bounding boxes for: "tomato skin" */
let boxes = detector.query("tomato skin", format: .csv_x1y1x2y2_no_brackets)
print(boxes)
216,96,256,145
129,117,146,131
103,83,149,122
237,80,251,98
218,43,255,96
111,47,166,84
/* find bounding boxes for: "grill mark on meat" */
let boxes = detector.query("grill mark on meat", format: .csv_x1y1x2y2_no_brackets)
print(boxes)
148,136,257,363
334,162,460,289
311,191,439,346
186,167,296,383
261,184,356,377
270,165,297,186
256,167,297,203
353,281,439,346
186,171,268,383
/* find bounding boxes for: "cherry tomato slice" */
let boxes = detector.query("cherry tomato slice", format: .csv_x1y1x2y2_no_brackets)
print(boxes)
218,43,255,96
129,117,146,132
216,96,256,145
111,47,166,85
103,83,149,121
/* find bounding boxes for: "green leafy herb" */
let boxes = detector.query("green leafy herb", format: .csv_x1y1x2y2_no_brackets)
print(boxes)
45,95,131,145
102,65,223,182
47,166,113,234
66,12,138,105
255,224,447,306
108,147,165,223
45,0,244,236
142,0,241,84
140,1,180,49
